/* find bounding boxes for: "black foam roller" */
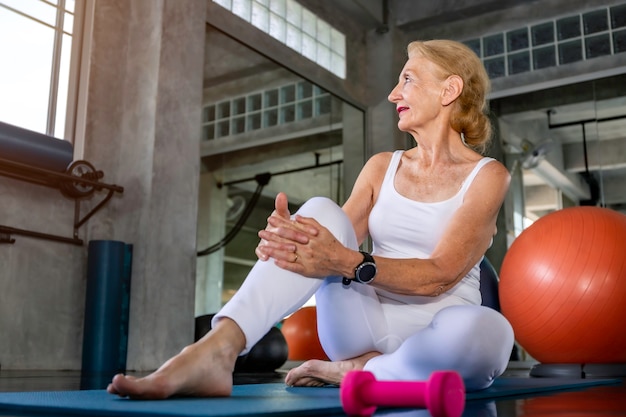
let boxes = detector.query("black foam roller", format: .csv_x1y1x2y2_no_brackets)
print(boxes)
0,121,73,172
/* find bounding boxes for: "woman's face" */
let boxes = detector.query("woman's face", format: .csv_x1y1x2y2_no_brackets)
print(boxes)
388,55,446,133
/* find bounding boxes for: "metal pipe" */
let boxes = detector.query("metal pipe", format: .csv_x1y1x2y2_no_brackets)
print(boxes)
0,157,124,193
0,225,83,246
218,159,343,188
547,110,626,129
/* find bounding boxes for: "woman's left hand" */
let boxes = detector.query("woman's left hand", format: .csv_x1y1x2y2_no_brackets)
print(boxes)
255,192,314,261
258,215,348,278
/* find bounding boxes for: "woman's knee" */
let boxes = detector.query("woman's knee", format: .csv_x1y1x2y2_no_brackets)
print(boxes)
295,197,356,248
296,197,343,221
433,306,514,389
433,305,513,348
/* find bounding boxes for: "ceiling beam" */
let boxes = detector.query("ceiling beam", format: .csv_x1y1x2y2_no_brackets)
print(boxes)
563,138,626,172
394,0,538,30
529,158,590,202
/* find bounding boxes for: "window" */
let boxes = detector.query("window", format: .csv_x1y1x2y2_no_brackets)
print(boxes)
212,0,346,79
0,0,76,137
465,3,626,79
202,80,332,141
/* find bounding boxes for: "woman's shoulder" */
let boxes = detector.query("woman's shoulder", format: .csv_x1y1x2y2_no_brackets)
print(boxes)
470,157,511,194
478,157,509,178
354,151,397,191
365,151,397,169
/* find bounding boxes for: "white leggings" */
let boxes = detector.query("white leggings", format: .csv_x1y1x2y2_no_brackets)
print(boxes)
213,197,514,391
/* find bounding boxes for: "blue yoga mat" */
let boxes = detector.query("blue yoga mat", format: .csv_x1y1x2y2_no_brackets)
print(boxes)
0,378,620,417
81,240,133,390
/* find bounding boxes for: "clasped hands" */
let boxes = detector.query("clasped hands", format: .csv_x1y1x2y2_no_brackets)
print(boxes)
255,193,345,278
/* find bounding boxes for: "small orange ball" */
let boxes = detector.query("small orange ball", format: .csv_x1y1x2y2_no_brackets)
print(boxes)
281,306,329,361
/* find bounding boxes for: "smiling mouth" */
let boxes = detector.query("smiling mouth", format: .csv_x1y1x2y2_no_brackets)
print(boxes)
397,106,409,114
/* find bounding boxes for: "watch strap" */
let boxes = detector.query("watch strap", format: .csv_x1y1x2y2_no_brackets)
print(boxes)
360,251,374,264
343,251,376,286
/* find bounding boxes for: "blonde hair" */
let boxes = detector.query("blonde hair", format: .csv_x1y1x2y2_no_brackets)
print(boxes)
407,40,492,153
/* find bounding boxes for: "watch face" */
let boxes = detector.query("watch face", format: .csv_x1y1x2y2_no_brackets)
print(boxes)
357,262,377,283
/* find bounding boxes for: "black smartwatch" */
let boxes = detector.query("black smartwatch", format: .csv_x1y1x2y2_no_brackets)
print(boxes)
343,251,377,285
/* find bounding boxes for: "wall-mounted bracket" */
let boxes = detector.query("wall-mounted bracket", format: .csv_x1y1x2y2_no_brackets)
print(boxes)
0,156,124,245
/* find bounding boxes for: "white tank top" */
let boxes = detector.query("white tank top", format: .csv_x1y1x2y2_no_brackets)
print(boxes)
368,150,495,304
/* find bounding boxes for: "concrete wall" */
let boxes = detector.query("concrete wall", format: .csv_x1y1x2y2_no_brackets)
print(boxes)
0,183,85,370
0,0,205,371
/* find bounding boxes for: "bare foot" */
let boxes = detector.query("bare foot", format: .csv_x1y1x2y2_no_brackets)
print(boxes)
284,352,380,387
107,318,245,399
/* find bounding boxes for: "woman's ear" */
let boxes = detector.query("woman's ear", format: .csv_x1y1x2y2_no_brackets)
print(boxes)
441,75,463,106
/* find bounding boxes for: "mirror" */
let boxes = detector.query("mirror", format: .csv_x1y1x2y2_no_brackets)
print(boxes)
497,73,626,236
195,26,363,316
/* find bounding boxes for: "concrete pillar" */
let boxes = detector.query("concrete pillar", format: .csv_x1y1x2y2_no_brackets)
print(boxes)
83,0,205,370
364,20,408,155
341,102,364,202
485,116,512,272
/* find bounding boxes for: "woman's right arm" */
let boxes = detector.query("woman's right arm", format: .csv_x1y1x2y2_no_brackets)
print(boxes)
341,152,391,245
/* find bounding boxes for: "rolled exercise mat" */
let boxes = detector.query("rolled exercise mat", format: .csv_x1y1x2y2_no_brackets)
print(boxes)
0,121,74,172
81,240,133,390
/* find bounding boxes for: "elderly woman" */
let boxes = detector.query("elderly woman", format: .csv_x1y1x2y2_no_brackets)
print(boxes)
108,39,514,400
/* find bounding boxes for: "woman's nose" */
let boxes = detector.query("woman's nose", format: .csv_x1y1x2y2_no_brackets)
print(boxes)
388,84,400,102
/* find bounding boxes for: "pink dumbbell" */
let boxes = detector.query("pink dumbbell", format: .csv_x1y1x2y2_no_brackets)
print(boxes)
340,370,465,417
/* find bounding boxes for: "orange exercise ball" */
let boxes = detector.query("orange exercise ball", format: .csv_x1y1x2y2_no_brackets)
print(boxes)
281,306,329,361
500,206,626,364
